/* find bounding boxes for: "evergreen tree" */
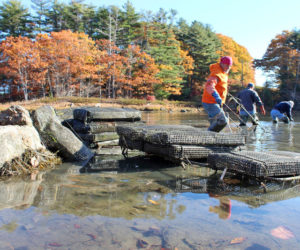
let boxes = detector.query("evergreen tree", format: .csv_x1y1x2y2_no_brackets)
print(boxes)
31,0,51,34
0,0,33,38
119,0,141,48
175,20,221,96
143,12,186,99
45,0,68,32
64,0,89,32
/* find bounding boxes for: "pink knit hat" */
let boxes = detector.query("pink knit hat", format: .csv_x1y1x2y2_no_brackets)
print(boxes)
220,56,233,66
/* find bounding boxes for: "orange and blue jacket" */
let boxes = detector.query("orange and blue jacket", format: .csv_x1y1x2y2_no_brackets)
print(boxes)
202,63,229,104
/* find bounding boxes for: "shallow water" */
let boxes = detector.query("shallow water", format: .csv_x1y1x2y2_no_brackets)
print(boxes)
1,112,300,249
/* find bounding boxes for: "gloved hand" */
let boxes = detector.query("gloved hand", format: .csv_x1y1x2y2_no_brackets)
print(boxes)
290,118,294,122
212,91,222,105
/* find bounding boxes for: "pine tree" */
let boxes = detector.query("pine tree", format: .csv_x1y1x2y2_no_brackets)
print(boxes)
0,0,33,38
31,0,51,34
175,19,221,97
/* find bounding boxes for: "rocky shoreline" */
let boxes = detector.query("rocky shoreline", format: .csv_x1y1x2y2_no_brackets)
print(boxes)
0,105,94,177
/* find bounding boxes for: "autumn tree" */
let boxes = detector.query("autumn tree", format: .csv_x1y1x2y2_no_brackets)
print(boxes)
0,36,43,100
35,30,98,97
96,39,128,98
123,45,161,97
217,34,255,86
254,30,300,99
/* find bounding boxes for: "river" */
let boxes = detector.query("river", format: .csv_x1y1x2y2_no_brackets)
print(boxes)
0,111,299,249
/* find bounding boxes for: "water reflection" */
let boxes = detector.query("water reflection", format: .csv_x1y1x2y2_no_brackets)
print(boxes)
208,194,231,220
0,174,43,210
0,112,300,249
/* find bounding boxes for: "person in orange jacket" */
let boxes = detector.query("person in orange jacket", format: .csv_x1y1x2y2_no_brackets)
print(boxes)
202,56,232,132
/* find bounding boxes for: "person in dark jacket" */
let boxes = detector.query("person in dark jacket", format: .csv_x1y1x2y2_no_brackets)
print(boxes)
271,101,294,123
237,83,266,126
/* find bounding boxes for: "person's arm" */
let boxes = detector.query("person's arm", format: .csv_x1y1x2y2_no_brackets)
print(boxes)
253,91,266,115
205,76,222,105
260,105,266,115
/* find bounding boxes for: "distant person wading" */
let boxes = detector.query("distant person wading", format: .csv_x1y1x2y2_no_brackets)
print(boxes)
202,56,232,132
236,83,266,126
271,101,294,123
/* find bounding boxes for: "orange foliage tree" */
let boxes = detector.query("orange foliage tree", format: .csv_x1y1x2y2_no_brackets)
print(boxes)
254,30,300,94
96,39,128,98
217,34,255,86
123,45,161,97
36,30,98,97
0,36,44,100
0,30,166,100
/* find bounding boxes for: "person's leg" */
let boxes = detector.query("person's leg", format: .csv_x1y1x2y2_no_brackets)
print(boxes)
239,114,248,126
202,103,228,132
210,110,228,132
239,110,248,126
271,109,279,123
251,113,259,125
272,110,289,123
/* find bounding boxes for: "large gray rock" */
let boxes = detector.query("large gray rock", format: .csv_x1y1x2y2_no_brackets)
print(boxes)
0,125,45,168
31,105,94,161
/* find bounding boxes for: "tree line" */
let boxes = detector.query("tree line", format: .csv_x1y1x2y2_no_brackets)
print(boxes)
0,0,298,103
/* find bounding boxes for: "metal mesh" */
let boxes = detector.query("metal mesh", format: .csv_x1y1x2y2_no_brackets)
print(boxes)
119,135,144,150
73,109,91,123
143,143,243,160
207,151,300,177
77,132,119,143
116,124,196,140
144,131,245,146
116,125,145,140
117,124,245,146
63,119,146,134
75,107,141,121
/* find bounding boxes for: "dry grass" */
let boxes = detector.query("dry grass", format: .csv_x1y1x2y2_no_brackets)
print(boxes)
0,148,61,177
0,97,201,113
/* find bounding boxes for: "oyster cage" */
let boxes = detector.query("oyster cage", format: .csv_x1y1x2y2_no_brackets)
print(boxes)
117,124,246,162
208,151,300,177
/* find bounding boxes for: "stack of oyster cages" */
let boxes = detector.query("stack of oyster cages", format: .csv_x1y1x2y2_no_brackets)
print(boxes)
62,107,143,148
117,124,247,162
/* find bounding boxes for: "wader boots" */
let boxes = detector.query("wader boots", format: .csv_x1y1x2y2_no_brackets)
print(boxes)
208,110,228,132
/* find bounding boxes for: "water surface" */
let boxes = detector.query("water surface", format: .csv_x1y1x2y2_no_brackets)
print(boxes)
0,112,300,249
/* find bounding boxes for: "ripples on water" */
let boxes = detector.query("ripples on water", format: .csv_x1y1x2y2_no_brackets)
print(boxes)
1,112,300,249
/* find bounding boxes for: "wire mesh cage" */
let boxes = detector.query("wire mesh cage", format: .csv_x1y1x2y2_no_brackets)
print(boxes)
143,131,246,146
116,124,246,146
144,143,244,161
74,107,141,121
208,151,300,177
77,132,119,143
119,135,144,151
73,109,91,124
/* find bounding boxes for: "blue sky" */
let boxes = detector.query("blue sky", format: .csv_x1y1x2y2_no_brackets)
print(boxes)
7,0,300,85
